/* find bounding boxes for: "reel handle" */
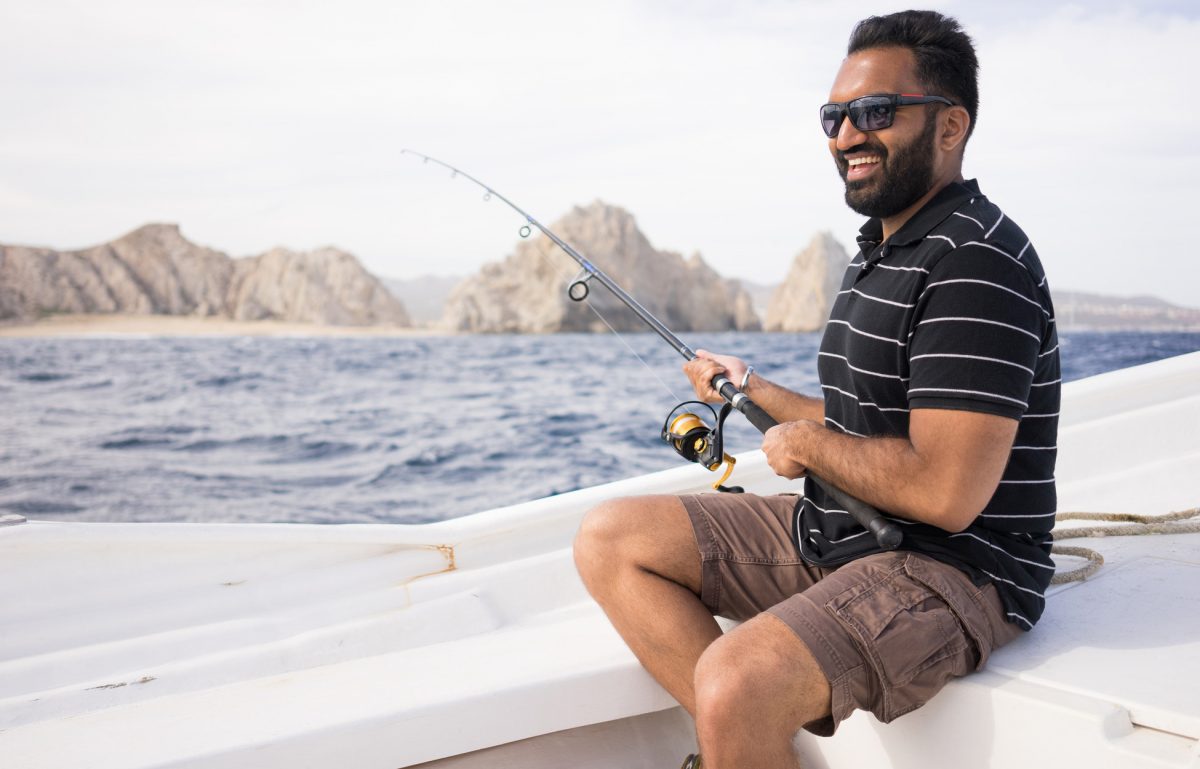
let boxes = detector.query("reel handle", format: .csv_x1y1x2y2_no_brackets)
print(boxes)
712,375,903,551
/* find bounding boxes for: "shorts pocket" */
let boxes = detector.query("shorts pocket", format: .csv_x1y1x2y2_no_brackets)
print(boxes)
825,555,977,722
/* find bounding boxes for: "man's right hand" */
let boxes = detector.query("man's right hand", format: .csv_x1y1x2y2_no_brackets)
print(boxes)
683,349,749,403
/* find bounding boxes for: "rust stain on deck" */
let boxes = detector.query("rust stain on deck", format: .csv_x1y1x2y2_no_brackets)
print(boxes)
396,543,457,605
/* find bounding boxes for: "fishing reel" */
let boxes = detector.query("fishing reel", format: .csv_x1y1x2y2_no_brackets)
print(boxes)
661,401,743,493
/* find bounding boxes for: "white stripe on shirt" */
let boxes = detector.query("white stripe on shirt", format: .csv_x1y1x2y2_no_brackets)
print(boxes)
836,287,919,308
907,386,1028,407
827,319,907,345
910,352,1035,377
822,384,911,413
924,279,1049,316
824,416,867,437
1007,612,1034,629
810,527,871,544
953,211,985,229
960,240,1022,268
985,212,1006,237
949,530,1055,570
916,316,1041,342
978,567,1045,598
876,263,931,273
819,352,908,381
803,498,851,516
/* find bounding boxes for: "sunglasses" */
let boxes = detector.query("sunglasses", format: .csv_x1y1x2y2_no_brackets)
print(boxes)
820,93,954,138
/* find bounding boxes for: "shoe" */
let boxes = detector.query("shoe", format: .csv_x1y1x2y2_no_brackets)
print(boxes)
679,755,702,769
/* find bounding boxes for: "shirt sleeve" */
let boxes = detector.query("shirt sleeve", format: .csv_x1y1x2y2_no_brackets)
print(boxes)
906,242,1049,419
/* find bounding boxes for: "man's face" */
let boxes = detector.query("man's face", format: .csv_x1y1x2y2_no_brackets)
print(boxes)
827,47,941,219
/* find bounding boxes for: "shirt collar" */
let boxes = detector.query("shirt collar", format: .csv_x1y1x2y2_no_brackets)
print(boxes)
856,178,981,253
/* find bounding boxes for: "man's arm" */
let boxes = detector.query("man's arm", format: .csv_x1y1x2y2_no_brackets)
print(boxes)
683,350,824,424
762,408,1017,533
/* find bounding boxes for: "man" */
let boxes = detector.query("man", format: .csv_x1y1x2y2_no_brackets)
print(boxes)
573,9,1059,769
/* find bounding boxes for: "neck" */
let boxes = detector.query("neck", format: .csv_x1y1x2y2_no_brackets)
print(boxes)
880,171,965,241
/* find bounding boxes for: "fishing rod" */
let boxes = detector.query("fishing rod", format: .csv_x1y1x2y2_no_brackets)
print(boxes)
401,149,902,551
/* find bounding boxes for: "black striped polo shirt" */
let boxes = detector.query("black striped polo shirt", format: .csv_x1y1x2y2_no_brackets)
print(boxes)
799,178,1060,630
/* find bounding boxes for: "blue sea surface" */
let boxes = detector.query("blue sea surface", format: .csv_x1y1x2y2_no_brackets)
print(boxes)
1,331,1197,524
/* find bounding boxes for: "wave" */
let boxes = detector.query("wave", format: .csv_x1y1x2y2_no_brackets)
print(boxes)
18,372,71,383
1,331,1197,524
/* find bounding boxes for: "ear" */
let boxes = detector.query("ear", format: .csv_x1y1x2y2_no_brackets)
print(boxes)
939,105,971,153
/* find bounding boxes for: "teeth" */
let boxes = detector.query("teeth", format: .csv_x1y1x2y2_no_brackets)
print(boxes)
848,156,881,167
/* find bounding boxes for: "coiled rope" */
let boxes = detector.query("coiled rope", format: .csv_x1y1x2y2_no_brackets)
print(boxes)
1050,506,1200,584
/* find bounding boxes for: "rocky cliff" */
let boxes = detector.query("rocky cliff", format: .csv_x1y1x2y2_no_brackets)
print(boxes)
764,232,850,332
441,202,760,333
0,224,410,326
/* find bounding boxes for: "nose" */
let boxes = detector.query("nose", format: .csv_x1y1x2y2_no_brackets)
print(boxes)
833,112,869,151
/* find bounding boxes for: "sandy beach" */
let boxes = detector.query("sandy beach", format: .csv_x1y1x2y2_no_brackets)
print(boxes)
0,314,448,338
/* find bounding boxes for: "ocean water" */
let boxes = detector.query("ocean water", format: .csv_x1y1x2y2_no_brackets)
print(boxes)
1,331,1198,524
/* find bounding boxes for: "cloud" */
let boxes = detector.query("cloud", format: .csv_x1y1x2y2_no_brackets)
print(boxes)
0,1,1197,306
968,5,1200,302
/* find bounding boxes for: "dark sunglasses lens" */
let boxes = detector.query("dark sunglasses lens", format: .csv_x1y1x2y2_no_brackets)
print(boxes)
851,97,895,132
820,104,844,137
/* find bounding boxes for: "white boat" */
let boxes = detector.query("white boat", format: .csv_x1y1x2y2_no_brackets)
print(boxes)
2,352,1198,768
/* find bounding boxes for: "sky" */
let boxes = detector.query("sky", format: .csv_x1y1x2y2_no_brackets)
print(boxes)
3,1,1199,307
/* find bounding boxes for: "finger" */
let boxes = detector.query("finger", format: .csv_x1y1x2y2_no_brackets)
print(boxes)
684,357,722,375
686,361,725,384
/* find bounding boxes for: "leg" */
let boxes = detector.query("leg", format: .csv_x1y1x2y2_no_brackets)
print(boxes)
573,495,720,715
693,613,831,769
693,551,1023,767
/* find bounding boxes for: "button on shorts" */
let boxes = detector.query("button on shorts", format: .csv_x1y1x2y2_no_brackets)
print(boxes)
680,491,1023,736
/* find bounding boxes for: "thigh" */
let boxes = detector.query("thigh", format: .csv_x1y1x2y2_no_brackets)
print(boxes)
768,550,1019,736
680,492,830,621
575,494,705,593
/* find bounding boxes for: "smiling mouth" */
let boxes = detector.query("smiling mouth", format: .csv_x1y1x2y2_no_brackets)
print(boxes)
844,154,882,182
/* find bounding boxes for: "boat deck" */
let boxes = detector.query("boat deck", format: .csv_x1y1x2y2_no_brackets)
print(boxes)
2,353,1198,768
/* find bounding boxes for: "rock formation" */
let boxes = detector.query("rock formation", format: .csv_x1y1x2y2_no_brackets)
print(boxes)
765,232,850,332
1054,291,1200,331
0,224,410,326
441,202,760,333
227,246,408,326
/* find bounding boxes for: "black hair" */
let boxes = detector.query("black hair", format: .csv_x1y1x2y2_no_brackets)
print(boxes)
848,10,979,140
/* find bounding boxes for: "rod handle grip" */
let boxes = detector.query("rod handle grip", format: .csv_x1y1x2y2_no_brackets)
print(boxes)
712,376,903,551
809,474,904,550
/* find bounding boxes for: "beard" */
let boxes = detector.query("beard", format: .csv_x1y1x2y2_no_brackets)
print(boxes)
837,112,938,219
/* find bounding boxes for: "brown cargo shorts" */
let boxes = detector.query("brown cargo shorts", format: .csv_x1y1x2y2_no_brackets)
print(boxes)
680,491,1023,736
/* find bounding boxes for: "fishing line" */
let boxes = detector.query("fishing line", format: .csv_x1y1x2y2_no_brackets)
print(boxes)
526,235,684,404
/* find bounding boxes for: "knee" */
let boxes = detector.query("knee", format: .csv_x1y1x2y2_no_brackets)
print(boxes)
693,642,762,735
573,498,640,584
694,634,826,737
